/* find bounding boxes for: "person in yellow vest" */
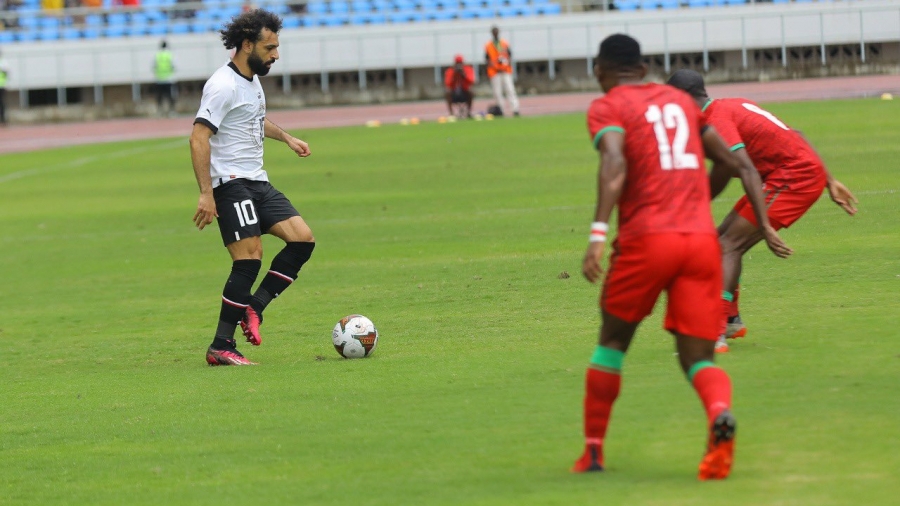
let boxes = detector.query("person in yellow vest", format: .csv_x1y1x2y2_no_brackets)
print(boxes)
153,40,176,115
0,49,8,125
484,25,520,117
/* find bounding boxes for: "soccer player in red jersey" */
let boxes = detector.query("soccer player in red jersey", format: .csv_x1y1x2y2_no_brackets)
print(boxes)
667,69,858,352
571,34,791,480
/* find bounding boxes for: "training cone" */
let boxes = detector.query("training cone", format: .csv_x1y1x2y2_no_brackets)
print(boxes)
365,120,382,128
881,93,894,101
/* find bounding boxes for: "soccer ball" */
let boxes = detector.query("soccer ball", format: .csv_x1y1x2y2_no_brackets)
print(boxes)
332,315,378,359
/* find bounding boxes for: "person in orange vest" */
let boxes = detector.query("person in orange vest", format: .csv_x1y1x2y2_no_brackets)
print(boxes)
444,54,474,118
484,25,520,117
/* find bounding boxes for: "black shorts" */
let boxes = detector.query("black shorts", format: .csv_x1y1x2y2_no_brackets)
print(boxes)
213,179,301,246
451,89,470,103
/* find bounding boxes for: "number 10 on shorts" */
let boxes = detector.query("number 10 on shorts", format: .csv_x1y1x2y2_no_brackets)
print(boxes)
233,199,259,227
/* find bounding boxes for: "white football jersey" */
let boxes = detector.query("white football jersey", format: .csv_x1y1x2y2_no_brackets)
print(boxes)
195,62,269,188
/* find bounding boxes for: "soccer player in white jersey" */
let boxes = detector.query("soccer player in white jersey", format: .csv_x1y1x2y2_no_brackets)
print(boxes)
190,9,315,366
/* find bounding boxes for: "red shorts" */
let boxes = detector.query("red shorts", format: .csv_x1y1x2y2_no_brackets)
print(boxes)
601,233,722,340
734,180,825,230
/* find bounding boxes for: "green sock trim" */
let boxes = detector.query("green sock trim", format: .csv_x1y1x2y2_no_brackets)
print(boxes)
687,361,717,383
721,291,734,302
590,345,624,372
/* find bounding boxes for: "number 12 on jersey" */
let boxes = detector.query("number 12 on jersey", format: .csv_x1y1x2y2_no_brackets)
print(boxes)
644,104,700,170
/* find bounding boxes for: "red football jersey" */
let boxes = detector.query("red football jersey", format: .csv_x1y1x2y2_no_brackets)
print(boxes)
587,83,715,240
703,98,826,190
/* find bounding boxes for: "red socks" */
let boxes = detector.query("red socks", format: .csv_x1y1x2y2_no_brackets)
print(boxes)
583,367,622,443
691,365,732,425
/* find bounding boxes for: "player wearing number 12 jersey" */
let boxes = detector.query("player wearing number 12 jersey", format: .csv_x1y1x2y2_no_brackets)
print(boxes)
667,70,858,352
189,10,316,366
571,34,791,480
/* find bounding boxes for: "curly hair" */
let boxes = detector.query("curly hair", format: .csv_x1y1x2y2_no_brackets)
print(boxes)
220,9,283,50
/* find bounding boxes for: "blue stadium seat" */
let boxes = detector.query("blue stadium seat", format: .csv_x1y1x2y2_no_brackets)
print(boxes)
640,0,658,9
687,0,708,7
659,0,679,8
496,6,518,17
127,24,148,36
147,23,168,35
725,0,746,4
0,32,15,43
282,15,303,28
352,0,373,11
18,15,39,30
537,2,560,14
330,1,350,13
169,22,191,34
39,27,60,41
82,27,101,39
307,1,328,14
16,30,39,42
615,0,639,10
61,27,82,40
393,0,416,10
428,10,456,21
103,25,127,37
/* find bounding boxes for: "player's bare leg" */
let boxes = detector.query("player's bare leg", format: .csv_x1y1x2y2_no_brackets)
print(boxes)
675,333,736,480
241,216,316,345
573,311,638,473
717,213,766,351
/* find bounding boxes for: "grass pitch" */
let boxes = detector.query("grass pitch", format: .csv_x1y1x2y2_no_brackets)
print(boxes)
1,99,898,505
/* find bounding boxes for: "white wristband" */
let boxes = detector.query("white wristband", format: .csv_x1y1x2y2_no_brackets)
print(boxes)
589,222,609,243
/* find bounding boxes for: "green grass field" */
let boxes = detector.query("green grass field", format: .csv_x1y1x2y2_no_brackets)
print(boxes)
1,99,898,505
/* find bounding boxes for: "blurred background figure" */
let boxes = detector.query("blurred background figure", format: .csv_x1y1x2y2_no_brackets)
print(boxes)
484,25,519,117
0,48,8,125
444,54,474,119
153,40,177,116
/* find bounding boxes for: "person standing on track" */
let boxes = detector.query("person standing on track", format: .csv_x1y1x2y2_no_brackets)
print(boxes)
571,34,791,479
189,9,316,366
484,25,519,117
666,69,857,352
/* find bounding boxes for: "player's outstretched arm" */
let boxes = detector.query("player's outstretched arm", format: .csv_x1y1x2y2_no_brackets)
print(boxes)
583,131,627,284
796,130,857,216
264,117,311,158
702,127,793,259
824,170,858,216
189,122,218,231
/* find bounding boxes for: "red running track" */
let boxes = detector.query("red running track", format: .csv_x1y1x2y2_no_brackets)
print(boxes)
0,74,897,155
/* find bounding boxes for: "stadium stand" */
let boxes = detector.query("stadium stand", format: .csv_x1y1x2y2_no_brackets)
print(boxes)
0,0,838,43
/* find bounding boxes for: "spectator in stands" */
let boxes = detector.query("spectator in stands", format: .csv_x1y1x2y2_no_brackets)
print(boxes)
173,0,194,19
0,49,8,125
153,40,177,115
444,54,474,118
41,0,64,12
484,25,520,117
2,0,22,29
119,0,141,7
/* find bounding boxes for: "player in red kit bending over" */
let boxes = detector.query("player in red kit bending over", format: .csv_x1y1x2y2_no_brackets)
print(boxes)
667,69,857,352
571,34,792,479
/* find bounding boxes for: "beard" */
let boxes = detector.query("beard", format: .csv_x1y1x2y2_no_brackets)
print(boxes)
248,51,273,76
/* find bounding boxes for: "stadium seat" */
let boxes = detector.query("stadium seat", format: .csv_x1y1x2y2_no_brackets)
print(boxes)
615,0,639,11
147,23,168,35
16,30,39,42
659,0,680,8
725,0,746,4
640,0,658,9
169,23,191,34
352,0,374,11
537,2,560,14
330,1,350,13
428,9,456,21
0,32,15,43
496,6,518,17
687,0,708,7
307,1,328,14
